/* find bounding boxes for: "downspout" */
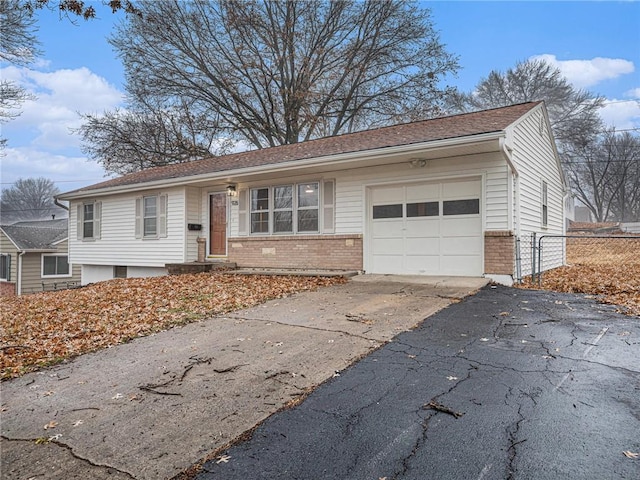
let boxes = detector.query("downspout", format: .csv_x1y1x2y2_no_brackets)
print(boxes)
500,137,520,235
54,197,69,212
17,251,25,295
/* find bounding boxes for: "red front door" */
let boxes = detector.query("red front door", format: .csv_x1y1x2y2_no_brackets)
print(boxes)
209,193,227,255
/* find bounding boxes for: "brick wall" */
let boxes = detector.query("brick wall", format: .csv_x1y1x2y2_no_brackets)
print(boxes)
484,230,515,275
0,281,16,297
227,235,363,271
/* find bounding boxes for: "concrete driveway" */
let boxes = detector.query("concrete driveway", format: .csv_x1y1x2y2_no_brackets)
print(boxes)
0,275,487,480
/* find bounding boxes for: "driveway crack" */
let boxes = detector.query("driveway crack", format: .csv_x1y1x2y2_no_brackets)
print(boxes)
0,435,136,479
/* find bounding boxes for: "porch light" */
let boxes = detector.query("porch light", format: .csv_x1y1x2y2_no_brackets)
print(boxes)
226,184,237,197
304,184,315,193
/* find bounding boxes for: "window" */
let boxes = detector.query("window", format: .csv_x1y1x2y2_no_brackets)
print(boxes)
406,202,439,217
42,255,70,277
542,181,548,227
77,201,101,240
135,194,168,239
83,203,94,238
443,199,480,216
372,204,403,219
273,186,293,233
250,188,270,233
0,254,10,281
114,266,127,278
143,196,157,237
297,183,319,232
248,182,324,234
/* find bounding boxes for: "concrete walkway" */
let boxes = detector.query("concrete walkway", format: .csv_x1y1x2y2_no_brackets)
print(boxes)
0,275,487,480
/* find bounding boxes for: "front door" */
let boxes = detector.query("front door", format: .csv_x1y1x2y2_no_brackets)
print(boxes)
209,193,227,256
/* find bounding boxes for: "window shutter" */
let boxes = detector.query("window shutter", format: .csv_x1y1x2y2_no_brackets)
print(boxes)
238,189,248,236
158,194,168,238
135,197,143,239
94,201,102,239
322,180,335,234
6,254,11,281
76,204,83,240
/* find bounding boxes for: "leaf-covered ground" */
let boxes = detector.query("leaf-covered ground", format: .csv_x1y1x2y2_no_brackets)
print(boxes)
0,273,346,380
518,237,640,316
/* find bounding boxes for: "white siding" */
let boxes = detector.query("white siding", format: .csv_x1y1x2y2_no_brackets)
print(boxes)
333,152,510,235
70,187,187,268
185,187,203,262
510,107,565,276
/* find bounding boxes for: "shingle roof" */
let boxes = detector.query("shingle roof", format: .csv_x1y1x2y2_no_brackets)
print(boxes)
0,219,68,251
65,102,541,195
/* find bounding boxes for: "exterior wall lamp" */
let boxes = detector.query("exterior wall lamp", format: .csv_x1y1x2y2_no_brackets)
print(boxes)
226,184,237,197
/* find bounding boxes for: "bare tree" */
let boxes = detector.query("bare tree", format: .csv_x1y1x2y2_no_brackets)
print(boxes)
22,0,140,20
447,58,604,152
77,98,235,175
0,0,39,146
566,129,640,222
0,177,66,223
80,0,458,173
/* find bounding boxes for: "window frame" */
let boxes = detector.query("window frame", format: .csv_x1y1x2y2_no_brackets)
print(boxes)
41,254,71,278
83,203,94,239
143,195,158,238
541,180,549,227
77,201,101,241
0,254,10,281
249,181,322,235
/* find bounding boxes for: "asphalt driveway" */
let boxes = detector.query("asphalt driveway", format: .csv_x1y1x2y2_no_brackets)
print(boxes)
195,285,640,480
0,275,486,479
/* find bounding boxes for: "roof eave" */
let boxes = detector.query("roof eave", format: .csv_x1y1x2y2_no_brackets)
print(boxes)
58,131,506,201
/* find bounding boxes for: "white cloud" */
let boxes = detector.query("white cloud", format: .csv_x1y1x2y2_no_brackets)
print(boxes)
626,87,640,99
1,65,124,150
1,146,112,193
532,54,635,89
600,99,640,130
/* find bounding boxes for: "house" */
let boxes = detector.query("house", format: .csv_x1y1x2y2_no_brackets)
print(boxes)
0,219,81,296
57,102,566,286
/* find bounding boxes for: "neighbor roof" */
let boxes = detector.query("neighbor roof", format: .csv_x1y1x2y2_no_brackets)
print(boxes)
64,102,541,195
0,219,68,251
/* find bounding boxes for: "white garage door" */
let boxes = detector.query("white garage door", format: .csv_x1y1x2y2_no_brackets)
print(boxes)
368,178,483,276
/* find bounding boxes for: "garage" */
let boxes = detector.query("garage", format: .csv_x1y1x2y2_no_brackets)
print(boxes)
368,177,483,276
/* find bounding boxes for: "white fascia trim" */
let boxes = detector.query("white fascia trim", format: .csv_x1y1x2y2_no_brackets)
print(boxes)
59,132,505,201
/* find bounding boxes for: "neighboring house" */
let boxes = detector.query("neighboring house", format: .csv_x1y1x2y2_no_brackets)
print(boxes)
58,102,566,286
0,219,81,296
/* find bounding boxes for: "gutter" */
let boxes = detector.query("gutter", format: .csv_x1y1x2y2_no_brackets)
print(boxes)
54,197,69,211
58,131,506,201
17,251,25,295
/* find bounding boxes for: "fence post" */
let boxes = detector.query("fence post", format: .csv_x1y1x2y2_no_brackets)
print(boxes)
515,236,522,283
531,232,536,283
537,236,543,287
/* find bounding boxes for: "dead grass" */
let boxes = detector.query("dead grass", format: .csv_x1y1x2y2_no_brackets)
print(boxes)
518,237,640,316
0,273,346,380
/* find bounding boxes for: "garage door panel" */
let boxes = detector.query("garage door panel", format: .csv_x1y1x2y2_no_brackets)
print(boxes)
372,220,404,237
372,186,404,203
371,255,404,274
441,236,482,255
442,217,482,236
441,256,483,276
442,178,482,198
405,219,440,236
405,237,439,254
404,255,440,274
406,182,439,201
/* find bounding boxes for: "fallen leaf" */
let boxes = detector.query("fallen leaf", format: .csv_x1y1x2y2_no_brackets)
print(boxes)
499,311,510,316
623,451,638,459
216,455,231,464
447,376,458,381
43,391,54,397
43,421,58,430
72,420,83,427
47,434,62,441
112,393,124,400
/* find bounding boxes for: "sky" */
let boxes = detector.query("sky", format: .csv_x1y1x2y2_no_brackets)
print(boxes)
1,0,639,197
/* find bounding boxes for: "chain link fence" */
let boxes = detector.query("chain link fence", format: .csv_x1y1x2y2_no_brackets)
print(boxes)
516,233,640,285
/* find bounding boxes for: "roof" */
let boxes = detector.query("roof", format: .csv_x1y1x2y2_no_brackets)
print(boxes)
63,102,542,196
0,219,68,251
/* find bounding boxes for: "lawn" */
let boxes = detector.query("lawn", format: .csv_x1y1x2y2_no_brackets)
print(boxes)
518,237,640,316
0,273,346,380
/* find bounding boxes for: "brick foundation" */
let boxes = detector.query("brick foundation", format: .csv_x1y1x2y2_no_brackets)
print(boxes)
227,234,363,271
484,230,515,275
0,281,16,297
